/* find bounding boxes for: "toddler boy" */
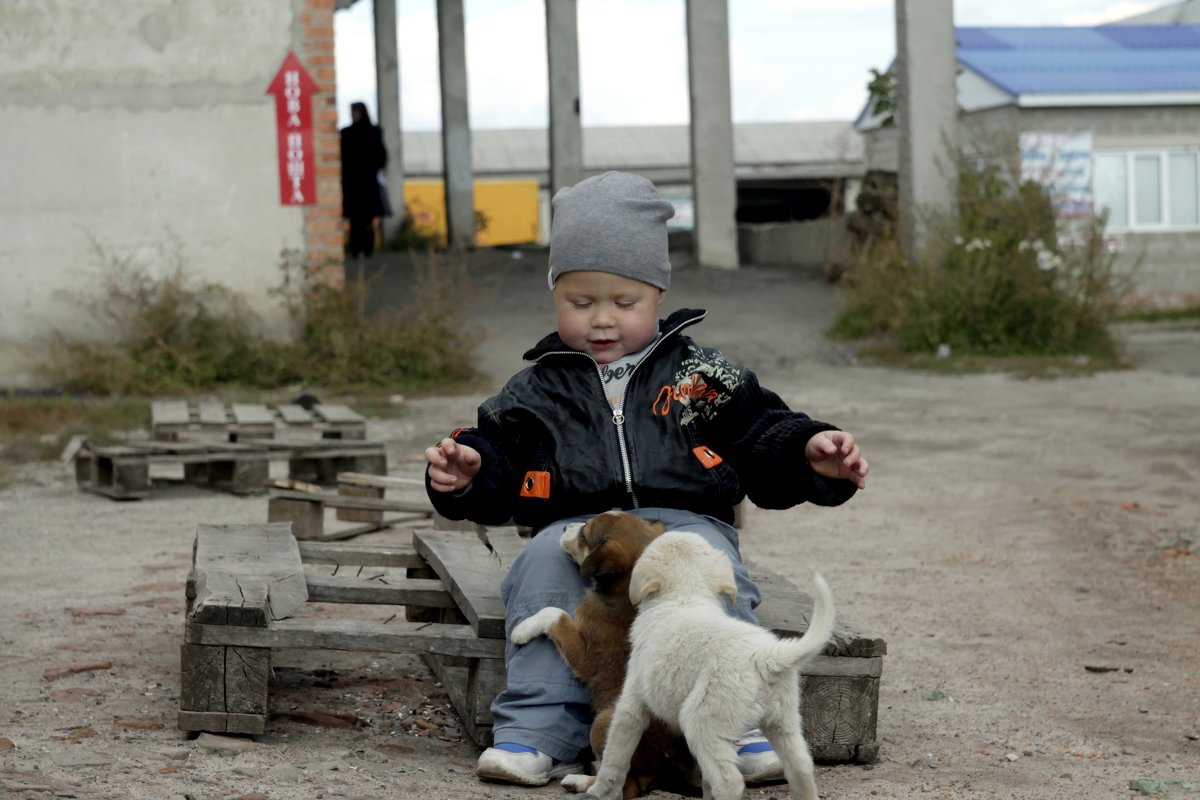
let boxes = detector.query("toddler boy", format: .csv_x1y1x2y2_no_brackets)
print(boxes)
426,171,868,786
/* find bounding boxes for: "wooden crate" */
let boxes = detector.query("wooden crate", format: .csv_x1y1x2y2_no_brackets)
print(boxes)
180,523,493,736
75,440,269,499
334,471,427,524
266,479,434,541
178,522,885,763
73,438,387,500
151,401,367,442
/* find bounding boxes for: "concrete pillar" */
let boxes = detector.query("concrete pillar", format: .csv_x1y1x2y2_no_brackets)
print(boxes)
374,0,404,245
545,0,584,199
436,0,475,249
895,0,958,263
686,0,738,269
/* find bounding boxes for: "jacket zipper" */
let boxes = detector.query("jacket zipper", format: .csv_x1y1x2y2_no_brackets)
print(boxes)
533,311,705,508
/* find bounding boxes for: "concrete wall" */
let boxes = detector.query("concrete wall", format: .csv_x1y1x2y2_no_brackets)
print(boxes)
737,217,849,276
861,105,1200,302
0,0,340,387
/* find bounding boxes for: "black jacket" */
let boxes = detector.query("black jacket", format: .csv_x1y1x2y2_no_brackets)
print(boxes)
427,308,857,531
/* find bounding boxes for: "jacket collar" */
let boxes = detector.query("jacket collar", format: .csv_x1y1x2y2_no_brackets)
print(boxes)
522,307,708,361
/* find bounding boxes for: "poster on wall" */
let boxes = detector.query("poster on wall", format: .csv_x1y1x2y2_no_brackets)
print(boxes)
266,52,318,206
1019,131,1093,218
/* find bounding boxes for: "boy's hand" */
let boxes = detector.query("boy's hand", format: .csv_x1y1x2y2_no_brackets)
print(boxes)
426,437,482,493
805,430,869,490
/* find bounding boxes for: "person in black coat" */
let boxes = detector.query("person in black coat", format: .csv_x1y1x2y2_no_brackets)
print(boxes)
340,101,388,257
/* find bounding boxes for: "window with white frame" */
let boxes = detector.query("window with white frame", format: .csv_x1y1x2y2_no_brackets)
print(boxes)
1093,149,1200,231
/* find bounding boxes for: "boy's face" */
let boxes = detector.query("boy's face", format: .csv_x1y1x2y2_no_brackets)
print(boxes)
553,271,665,364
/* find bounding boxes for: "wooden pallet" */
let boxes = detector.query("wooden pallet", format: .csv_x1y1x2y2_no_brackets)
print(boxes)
151,400,367,442
179,522,495,735
177,522,886,763
266,474,434,541
73,437,387,500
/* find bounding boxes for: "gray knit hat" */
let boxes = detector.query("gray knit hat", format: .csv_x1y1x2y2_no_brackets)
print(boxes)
547,171,675,291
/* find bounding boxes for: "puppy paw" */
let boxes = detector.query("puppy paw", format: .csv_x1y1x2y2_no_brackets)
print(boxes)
511,607,567,644
560,773,595,793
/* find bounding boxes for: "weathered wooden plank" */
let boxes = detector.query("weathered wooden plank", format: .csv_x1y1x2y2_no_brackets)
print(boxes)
312,516,425,542
177,710,266,736
206,457,269,495
749,563,887,658
423,654,508,747
432,512,487,535
268,477,323,493
190,523,308,626
185,617,506,659
90,453,151,499
197,401,229,430
802,673,879,762
312,404,365,424
287,444,386,460
480,527,528,570
152,400,190,423
336,482,384,524
270,489,431,515
151,400,191,440
337,472,424,489
268,496,325,540
127,440,211,453
275,403,315,426
412,530,510,640
313,404,367,440
466,655,507,726
113,450,268,466
304,573,454,608
802,655,883,678
179,643,270,715
297,540,425,568
231,403,276,426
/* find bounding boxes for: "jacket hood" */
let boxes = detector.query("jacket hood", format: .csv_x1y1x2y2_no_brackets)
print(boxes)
522,307,708,361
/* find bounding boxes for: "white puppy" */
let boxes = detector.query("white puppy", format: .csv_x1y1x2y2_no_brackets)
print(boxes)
580,530,835,800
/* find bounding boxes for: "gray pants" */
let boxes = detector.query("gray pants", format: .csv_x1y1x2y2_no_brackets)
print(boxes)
490,508,762,763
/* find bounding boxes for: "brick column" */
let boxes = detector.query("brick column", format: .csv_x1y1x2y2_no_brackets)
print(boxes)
300,0,345,286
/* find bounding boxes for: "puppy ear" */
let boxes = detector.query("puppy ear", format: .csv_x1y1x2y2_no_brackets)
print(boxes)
579,546,611,579
629,572,662,605
718,581,738,603
648,520,667,534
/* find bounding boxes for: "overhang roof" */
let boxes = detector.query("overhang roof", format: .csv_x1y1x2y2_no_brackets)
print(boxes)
401,121,864,183
957,25,1200,98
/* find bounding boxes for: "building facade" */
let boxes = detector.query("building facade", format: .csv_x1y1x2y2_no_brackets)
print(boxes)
857,23,1200,305
0,0,343,386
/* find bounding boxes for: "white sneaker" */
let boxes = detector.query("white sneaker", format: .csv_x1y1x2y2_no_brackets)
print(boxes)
736,729,785,784
475,743,584,786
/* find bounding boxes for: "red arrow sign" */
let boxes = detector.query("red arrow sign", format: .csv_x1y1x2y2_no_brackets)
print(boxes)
266,52,318,206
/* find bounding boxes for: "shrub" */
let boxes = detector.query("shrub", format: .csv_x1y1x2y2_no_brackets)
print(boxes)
834,159,1132,361
38,236,481,395
41,235,275,394
272,249,480,391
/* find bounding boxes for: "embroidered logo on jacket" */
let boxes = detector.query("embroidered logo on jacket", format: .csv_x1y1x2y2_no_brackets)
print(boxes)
650,346,742,424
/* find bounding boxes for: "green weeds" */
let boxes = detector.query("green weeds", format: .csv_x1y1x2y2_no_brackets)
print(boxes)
833,158,1132,370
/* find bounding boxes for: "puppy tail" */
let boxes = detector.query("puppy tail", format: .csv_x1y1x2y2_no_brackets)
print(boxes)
760,573,836,674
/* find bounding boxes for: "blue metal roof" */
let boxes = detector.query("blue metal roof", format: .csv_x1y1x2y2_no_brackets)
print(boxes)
957,25,1200,96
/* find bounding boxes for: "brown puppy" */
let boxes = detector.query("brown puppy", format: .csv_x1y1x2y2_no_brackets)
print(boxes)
511,511,679,798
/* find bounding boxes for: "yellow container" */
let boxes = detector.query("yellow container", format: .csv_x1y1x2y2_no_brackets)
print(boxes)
403,179,540,247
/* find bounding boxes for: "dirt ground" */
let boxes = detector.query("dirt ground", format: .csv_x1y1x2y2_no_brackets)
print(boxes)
2,256,1198,800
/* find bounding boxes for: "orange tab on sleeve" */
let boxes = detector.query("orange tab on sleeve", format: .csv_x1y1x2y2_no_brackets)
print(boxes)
692,445,724,469
519,470,551,499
